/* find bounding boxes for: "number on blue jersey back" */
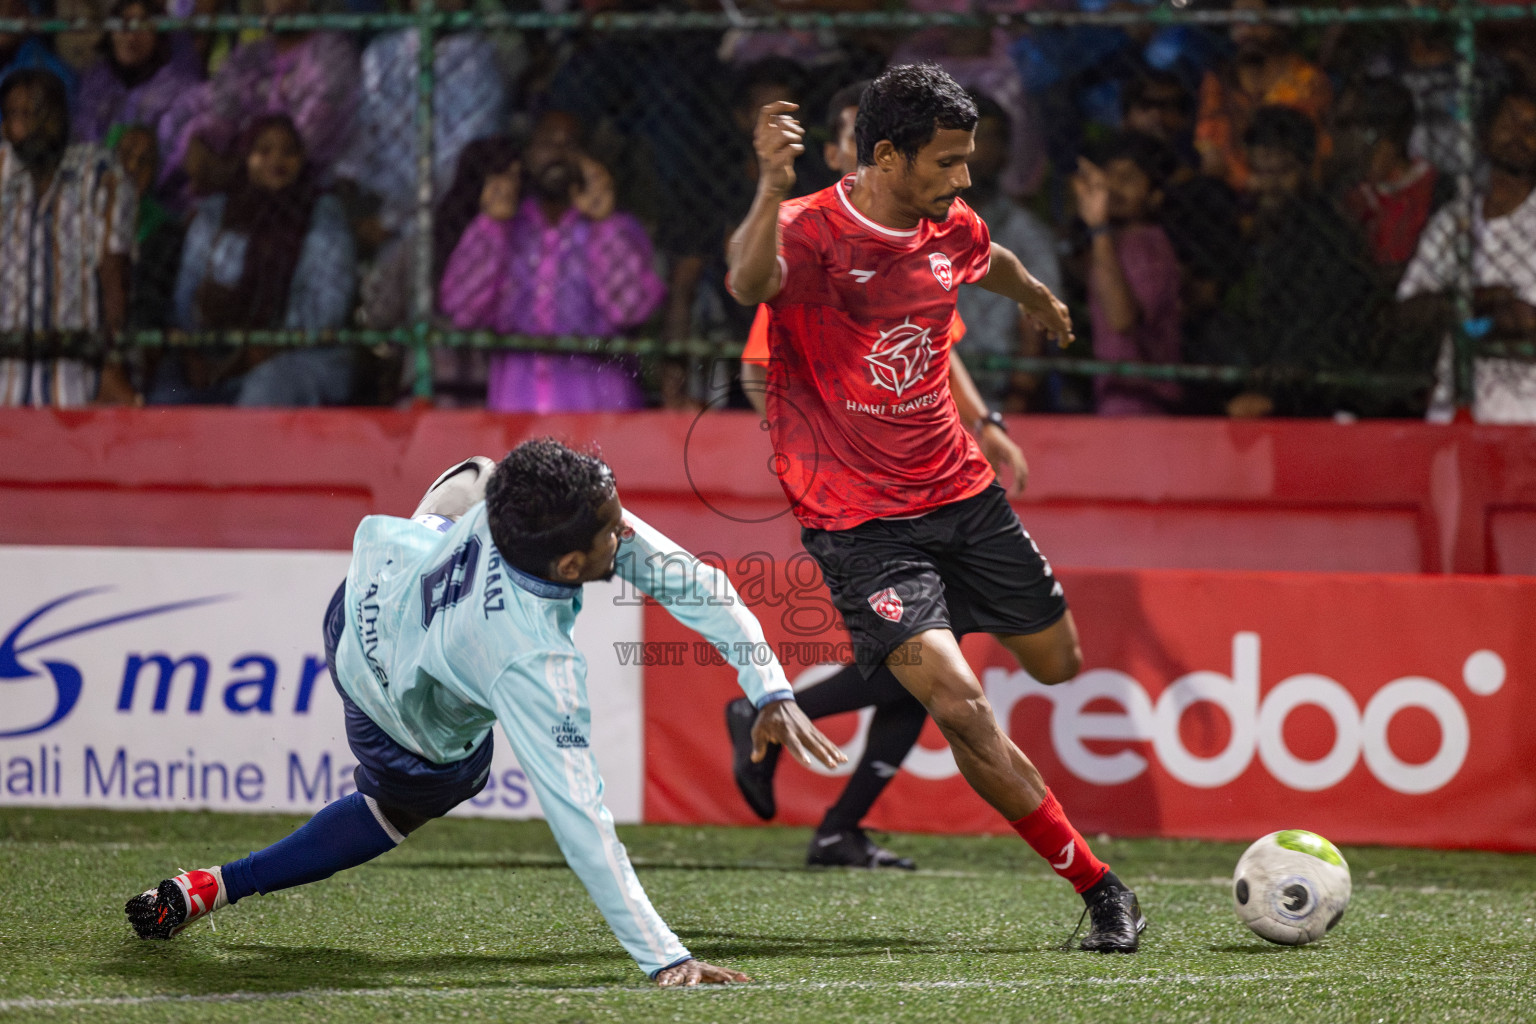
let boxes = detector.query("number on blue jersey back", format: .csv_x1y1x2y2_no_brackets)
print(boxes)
420,537,482,628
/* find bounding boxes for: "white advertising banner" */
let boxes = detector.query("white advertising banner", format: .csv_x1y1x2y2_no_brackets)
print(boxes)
0,546,644,822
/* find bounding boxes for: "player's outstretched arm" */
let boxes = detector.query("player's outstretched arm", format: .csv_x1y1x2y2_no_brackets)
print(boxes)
655,958,751,987
977,243,1074,347
752,699,848,771
726,101,803,306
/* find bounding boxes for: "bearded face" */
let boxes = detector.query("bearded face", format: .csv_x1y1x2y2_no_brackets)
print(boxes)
2,82,68,178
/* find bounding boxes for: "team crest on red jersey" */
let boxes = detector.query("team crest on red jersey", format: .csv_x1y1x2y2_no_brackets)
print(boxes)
867,587,904,623
864,319,936,398
928,252,954,291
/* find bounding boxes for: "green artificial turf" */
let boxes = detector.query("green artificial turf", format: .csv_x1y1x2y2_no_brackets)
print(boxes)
0,808,1532,1023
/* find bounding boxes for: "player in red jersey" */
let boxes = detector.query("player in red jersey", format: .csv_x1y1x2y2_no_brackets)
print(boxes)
729,81,1031,874
726,63,1146,952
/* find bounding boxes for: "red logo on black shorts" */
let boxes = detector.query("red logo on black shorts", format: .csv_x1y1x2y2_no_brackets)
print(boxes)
868,587,904,623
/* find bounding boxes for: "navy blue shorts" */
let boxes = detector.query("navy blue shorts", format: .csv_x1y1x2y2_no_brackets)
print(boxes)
323,581,493,819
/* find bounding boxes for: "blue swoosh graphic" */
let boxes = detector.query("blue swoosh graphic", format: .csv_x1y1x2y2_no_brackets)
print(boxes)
0,588,232,738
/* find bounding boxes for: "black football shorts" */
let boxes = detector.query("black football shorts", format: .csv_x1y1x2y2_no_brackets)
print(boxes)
800,481,1068,676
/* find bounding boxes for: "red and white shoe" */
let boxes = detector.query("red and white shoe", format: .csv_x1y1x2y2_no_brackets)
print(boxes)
124,867,227,939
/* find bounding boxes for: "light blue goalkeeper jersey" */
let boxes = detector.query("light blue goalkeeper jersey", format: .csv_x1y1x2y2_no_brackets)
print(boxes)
332,503,793,976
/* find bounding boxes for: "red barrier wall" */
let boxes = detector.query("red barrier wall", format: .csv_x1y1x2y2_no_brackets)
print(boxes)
4,408,1534,849
5,408,1536,573
644,565,1536,852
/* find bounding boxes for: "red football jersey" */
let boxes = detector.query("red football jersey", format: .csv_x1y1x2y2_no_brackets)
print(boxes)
763,176,996,530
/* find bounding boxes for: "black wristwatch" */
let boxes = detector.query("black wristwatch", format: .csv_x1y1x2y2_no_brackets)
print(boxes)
980,410,1008,434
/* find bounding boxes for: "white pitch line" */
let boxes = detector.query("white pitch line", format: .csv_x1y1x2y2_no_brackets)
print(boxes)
0,974,1522,1012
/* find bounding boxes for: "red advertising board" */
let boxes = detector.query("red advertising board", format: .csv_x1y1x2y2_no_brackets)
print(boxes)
644,566,1536,852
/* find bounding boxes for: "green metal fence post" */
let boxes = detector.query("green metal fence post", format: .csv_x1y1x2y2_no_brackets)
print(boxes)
1451,0,1478,414
411,0,438,403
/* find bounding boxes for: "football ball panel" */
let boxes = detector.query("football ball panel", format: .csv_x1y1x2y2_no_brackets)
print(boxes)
1233,830,1352,946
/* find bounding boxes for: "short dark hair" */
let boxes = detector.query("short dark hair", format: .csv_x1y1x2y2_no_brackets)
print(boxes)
0,68,70,133
484,439,617,577
1338,76,1417,152
1243,104,1317,168
856,62,978,166
825,79,868,139
1095,130,1180,192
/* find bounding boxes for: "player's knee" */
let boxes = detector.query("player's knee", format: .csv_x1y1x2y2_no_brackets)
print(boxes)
926,689,995,744
1033,644,1082,686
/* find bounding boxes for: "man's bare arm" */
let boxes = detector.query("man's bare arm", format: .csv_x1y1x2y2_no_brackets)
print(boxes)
726,101,803,306
976,243,1074,346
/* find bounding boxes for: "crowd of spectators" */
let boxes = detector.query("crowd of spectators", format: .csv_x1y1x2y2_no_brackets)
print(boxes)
2,0,1535,421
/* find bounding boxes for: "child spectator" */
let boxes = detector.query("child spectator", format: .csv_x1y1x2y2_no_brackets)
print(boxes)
107,122,183,330
1074,131,1184,415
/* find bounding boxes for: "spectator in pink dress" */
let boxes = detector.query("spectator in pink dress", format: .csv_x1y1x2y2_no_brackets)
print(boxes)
1074,131,1184,415
438,111,666,413
166,0,359,191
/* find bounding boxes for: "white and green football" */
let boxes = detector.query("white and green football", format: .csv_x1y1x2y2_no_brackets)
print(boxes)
1232,830,1351,945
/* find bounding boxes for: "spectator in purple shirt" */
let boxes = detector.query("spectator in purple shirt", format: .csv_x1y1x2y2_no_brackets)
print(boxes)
1074,130,1184,415
438,110,666,413
72,0,202,172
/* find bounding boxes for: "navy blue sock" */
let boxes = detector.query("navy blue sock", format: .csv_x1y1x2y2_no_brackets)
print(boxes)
221,792,402,904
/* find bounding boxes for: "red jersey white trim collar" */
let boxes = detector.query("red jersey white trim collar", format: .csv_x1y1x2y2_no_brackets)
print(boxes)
835,175,919,239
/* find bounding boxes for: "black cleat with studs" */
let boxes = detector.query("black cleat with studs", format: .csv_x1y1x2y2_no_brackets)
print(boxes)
124,879,188,940
1079,886,1147,953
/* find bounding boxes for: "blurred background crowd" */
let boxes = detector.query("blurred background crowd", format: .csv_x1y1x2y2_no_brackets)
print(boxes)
3,0,1535,420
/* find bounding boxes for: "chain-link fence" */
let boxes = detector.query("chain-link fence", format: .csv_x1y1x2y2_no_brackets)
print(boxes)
2,2,1534,418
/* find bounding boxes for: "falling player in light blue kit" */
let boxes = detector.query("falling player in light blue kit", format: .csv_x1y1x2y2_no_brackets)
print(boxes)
124,439,846,987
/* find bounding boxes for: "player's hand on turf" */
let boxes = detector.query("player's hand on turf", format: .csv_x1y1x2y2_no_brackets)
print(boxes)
480,164,520,221
572,154,616,222
655,958,751,987
753,699,848,771
754,101,804,197
979,425,1029,496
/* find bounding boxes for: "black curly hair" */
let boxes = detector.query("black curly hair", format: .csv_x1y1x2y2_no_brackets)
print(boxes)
484,438,617,578
855,63,978,167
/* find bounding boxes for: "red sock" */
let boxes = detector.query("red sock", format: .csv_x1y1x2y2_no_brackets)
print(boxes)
1009,789,1109,894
